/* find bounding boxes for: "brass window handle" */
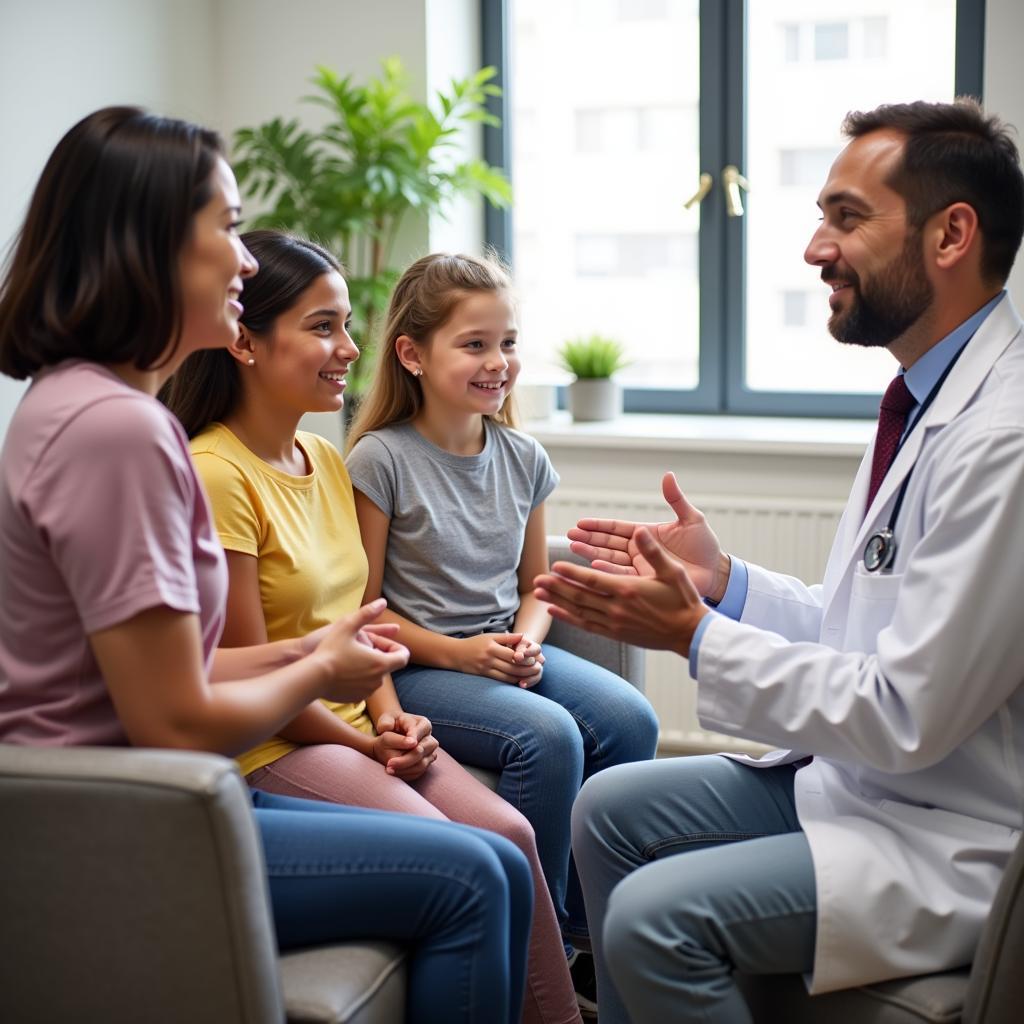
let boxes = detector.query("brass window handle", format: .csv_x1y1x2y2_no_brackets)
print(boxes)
723,165,750,217
683,172,713,209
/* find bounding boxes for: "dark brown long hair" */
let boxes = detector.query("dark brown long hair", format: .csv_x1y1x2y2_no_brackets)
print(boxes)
162,230,342,438
0,106,224,379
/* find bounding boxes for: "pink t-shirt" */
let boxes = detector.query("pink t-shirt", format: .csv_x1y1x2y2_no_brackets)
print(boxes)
0,361,227,746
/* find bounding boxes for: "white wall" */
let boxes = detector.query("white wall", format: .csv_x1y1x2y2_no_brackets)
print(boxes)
0,0,216,438
0,0,436,441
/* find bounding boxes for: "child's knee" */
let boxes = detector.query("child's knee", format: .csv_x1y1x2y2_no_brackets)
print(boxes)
487,802,539,860
526,704,585,765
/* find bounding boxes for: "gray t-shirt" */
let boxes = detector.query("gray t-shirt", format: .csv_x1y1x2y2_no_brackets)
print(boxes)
346,420,559,636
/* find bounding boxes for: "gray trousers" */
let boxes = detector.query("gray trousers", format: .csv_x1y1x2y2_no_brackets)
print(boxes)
571,755,817,1023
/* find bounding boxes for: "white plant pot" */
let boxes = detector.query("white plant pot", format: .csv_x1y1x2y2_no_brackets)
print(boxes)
515,382,557,421
567,378,621,422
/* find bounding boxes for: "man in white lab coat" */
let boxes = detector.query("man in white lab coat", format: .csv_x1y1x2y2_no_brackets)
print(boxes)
534,99,1024,1024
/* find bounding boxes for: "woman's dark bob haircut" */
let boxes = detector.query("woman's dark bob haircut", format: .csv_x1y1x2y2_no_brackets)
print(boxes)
0,106,224,379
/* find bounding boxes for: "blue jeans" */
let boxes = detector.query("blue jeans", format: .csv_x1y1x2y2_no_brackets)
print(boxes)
571,755,817,1024
393,644,659,941
252,790,532,1024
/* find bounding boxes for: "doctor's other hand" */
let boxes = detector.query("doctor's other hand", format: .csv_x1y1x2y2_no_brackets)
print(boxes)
311,599,410,702
535,527,708,657
567,471,730,602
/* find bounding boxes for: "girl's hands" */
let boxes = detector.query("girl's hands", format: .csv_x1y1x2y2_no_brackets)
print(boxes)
512,635,544,687
373,711,439,780
457,633,545,688
310,599,410,703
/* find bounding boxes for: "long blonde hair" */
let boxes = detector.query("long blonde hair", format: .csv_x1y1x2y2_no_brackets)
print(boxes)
346,252,519,452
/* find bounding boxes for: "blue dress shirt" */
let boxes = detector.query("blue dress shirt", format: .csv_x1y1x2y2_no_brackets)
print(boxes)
687,291,1005,677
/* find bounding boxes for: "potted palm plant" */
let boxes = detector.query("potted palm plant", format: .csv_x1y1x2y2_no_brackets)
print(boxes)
557,334,629,422
232,57,512,392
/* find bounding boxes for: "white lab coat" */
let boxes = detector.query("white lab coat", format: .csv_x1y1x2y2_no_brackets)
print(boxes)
694,294,1024,993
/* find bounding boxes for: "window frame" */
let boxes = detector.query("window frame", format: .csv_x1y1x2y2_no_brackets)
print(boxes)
483,0,987,418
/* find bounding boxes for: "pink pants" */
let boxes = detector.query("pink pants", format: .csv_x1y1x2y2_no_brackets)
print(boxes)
248,745,581,1024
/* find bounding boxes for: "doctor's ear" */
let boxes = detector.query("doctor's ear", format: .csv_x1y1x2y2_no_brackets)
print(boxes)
395,335,424,378
227,326,258,368
930,202,980,273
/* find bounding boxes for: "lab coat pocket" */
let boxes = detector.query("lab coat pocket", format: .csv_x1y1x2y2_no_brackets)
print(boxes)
845,561,903,653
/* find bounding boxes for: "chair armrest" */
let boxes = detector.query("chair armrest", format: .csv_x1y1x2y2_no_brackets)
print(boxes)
0,744,283,1024
545,535,646,692
964,835,1024,1024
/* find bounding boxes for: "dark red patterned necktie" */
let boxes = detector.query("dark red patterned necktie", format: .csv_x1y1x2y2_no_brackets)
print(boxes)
865,374,916,514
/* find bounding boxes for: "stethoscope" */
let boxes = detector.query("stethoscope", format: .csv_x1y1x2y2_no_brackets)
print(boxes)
862,341,970,574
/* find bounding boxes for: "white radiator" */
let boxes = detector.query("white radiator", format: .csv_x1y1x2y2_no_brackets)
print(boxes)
546,488,846,755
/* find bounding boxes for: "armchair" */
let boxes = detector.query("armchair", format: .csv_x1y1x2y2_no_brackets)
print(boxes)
737,831,1024,1023
0,537,644,1024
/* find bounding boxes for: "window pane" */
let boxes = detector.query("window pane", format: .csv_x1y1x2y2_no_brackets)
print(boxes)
782,23,801,62
814,22,849,61
509,0,701,390
863,16,888,60
744,0,957,395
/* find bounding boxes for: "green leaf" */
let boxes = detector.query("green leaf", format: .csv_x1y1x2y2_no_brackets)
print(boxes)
231,55,509,316
556,336,630,378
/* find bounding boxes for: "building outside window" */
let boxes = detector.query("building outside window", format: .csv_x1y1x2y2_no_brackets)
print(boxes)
485,0,980,415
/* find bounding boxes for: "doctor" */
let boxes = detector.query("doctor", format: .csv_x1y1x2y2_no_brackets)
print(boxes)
534,98,1024,1024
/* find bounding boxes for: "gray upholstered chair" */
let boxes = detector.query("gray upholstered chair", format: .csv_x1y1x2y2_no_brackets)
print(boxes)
736,829,1024,1024
0,537,643,1024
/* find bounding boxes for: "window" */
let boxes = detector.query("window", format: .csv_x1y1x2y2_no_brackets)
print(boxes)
781,290,808,328
773,17,893,66
782,23,800,62
863,17,888,60
779,148,839,188
814,22,849,61
576,234,697,278
617,0,670,20
574,105,696,154
483,0,985,416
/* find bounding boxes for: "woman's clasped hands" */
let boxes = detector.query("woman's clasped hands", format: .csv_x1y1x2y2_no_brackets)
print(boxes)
373,710,439,779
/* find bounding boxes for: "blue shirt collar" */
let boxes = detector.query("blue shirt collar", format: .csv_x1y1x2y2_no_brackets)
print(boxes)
901,291,1005,404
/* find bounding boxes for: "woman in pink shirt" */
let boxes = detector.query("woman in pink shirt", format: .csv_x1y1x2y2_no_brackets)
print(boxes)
0,105,531,1024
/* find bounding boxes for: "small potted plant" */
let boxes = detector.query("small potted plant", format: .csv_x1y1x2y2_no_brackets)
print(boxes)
557,334,629,421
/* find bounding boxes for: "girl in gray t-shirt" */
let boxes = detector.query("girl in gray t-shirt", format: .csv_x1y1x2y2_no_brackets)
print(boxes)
346,253,659,983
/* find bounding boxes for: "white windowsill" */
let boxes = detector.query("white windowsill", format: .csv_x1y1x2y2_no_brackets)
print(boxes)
524,412,874,458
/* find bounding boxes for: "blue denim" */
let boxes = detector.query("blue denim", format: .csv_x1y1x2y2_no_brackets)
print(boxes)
393,644,659,941
252,790,532,1024
572,755,817,1024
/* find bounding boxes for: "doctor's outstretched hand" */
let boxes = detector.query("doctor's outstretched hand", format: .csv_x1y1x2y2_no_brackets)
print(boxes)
535,527,709,657
567,471,731,602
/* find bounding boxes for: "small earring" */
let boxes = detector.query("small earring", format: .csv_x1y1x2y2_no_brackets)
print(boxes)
247,358,255,366
412,368,422,377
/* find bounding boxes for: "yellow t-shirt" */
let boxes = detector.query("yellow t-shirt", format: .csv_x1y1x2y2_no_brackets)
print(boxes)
191,423,373,776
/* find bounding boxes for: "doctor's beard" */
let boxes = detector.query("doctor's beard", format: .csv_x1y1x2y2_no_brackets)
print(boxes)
824,230,935,348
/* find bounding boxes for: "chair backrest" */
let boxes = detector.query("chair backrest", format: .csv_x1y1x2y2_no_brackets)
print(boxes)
963,833,1024,1023
0,745,284,1024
